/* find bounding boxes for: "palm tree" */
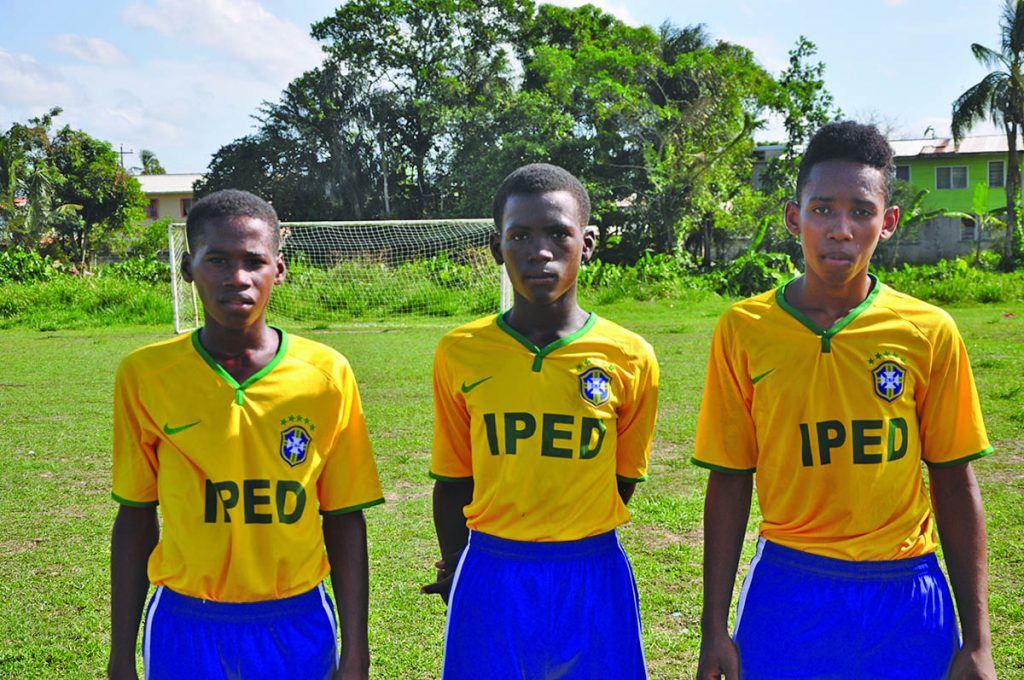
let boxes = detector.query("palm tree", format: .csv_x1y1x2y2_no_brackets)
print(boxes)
951,0,1024,267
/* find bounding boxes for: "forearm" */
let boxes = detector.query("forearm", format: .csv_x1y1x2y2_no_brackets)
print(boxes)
929,462,992,649
617,479,637,505
109,506,158,676
323,511,370,673
432,480,473,563
700,470,753,635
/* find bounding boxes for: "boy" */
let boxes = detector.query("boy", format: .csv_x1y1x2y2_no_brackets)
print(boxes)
422,163,659,679
108,189,383,680
694,122,996,680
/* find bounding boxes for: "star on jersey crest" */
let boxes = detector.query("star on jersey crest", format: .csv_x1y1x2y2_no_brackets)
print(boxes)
579,366,612,407
280,424,312,467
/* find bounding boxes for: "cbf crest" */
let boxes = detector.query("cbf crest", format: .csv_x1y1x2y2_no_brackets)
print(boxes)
579,366,612,407
279,415,315,467
871,359,906,403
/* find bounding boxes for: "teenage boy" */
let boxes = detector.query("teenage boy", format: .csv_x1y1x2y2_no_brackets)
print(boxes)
694,121,996,680
108,189,383,680
422,163,659,679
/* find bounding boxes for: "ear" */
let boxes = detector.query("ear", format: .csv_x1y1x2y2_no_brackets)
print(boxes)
273,253,286,284
581,225,598,263
783,201,801,237
489,231,504,265
879,205,900,242
180,252,194,283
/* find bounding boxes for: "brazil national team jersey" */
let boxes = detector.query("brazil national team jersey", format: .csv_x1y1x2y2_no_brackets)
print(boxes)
112,329,383,602
431,313,659,542
693,278,992,561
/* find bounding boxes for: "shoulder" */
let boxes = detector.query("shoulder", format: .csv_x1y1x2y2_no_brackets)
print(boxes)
589,315,657,369
711,287,780,339
117,333,193,381
284,332,355,384
872,284,959,341
435,314,500,355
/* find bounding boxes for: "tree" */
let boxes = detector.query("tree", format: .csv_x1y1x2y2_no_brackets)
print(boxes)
951,0,1024,268
879,180,974,267
138,149,166,175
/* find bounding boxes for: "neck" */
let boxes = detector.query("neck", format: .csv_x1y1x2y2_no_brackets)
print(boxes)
504,291,589,347
199,319,277,360
787,272,874,329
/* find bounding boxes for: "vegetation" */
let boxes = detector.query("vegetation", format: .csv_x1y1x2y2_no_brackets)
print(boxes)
196,1,839,267
951,0,1024,268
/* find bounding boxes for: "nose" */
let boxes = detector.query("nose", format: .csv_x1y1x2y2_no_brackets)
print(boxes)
224,264,251,288
829,212,854,240
527,237,556,262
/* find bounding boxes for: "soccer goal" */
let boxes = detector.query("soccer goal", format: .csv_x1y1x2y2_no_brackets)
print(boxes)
168,219,513,333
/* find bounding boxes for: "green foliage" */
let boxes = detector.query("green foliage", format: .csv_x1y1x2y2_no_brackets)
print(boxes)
101,256,171,284
0,248,58,283
877,258,1024,304
0,276,172,329
712,251,796,297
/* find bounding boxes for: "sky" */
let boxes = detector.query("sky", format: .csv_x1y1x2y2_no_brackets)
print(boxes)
0,0,1011,173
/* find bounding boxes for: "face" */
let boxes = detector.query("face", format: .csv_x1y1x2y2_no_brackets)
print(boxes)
181,215,285,332
785,159,899,288
491,190,596,307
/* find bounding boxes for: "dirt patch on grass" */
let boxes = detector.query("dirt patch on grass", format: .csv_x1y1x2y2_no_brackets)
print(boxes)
1,538,43,556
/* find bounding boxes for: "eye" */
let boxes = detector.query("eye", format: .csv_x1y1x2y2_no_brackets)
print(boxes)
812,206,830,215
509,232,529,241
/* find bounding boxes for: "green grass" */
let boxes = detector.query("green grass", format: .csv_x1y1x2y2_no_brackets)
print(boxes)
0,297,1021,678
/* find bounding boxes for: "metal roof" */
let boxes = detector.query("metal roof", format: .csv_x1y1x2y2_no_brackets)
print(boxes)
889,134,1021,158
137,173,204,194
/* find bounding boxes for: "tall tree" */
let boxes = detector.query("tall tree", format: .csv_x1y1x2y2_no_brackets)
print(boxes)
951,0,1024,267
138,149,166,175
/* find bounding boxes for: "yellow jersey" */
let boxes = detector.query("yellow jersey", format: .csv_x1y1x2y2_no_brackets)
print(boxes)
431,313,659,542
693,278,992,560
112,329,383,602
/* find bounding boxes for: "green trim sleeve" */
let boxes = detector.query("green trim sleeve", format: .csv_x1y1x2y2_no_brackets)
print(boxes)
616,474,647,483
690,457,756,474
428,472,475,483
924,447,994,468
319,497,385,515
111,493,159,508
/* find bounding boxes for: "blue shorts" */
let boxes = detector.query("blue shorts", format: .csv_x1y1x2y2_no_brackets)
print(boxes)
143,583,338,680
442,529,647,680
734,538,959,680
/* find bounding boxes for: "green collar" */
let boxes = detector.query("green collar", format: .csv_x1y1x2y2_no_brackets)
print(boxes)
496,312,597,372
775,275,880,353
191,326,288,404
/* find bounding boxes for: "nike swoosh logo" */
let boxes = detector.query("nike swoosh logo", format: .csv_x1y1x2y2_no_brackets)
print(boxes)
163,420,201,435
460,377,492,393
751,368,775,385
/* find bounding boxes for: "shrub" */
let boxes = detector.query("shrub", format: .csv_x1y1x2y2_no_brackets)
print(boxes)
0,248,58,283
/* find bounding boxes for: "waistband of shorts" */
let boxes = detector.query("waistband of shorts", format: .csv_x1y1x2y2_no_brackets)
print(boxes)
152,583,330,620
468,529,621,559
758,538,940,580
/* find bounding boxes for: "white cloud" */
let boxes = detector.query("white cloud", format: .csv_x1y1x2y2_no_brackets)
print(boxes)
719,33,790,73
49,35,129,65
0,49,79,107
542,0,640,27
123,0,323,82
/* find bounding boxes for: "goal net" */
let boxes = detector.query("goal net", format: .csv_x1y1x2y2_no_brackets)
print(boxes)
168,219,513,333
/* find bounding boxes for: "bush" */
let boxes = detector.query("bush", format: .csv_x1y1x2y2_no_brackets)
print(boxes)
100,256,172,284
712,252,796,298
0,248,59,283
876,257,1024,304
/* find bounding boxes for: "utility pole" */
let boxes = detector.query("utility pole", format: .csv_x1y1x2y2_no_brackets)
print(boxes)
118,144,134,169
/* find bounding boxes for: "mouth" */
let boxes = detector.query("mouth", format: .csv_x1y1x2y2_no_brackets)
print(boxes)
820,252,854,265
220,297,255,309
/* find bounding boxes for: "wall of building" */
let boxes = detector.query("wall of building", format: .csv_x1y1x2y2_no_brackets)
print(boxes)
898,153,1012,213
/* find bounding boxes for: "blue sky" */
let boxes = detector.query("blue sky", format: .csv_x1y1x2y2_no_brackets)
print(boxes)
0,0,1010,173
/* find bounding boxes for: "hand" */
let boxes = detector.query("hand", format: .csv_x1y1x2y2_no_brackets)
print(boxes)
946,642,996,679
106,656,140,680
420,558,455,604
695,632,741,680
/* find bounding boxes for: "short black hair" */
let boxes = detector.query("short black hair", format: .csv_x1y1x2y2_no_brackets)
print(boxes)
185,189,280,252
796,121,895,204
492,163,590,229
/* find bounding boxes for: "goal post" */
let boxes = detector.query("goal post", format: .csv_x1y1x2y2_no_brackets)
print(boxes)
168,219,513,333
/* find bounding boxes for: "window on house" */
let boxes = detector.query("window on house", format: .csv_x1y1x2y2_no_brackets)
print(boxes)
936,166,967,190
988,160,1005,188
895,165,910,182
145,199,159,219
180,198,193,217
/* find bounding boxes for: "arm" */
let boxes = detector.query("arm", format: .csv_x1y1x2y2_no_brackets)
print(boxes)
421,479,474,603
323,511,371,680
696,470,753,680
323,512,371,679
928,462,996,680
617,479,637,505
108,505,158,680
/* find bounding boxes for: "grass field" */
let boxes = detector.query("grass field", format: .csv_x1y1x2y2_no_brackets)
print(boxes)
0,295,1021,678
